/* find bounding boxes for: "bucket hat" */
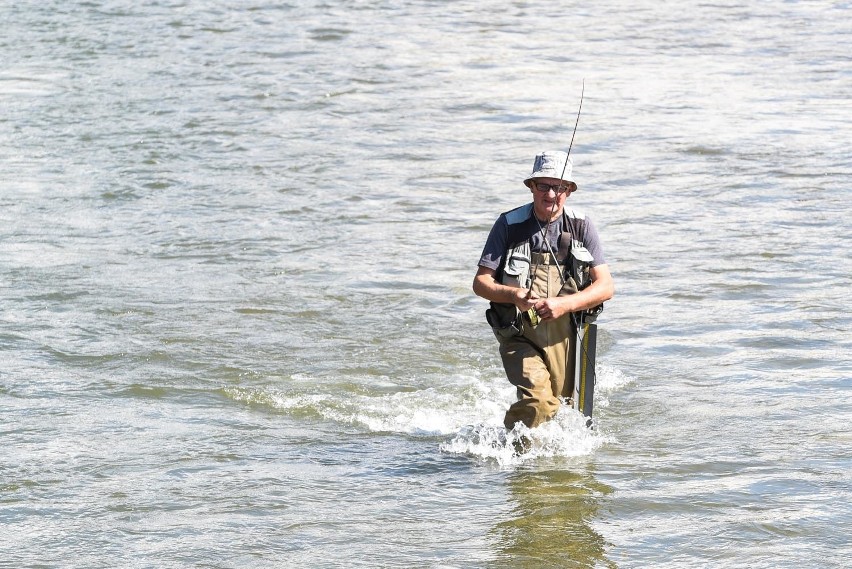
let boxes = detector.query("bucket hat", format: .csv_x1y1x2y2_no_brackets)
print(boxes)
523,150,577,190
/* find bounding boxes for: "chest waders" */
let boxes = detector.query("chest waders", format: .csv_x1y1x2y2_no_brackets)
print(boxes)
485,206,601,429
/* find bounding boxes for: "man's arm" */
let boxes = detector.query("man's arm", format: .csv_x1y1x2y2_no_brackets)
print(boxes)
472,266,539,311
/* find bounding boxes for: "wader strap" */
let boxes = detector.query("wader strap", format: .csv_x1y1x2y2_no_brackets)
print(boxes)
530,252,559,265
557,230,571,261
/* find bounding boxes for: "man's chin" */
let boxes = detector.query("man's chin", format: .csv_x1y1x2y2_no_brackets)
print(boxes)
535,205,560,220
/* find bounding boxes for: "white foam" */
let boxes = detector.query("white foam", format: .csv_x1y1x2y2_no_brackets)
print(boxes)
440,406,614,467
223,373,514,436
596,362,635,393
224,361,630,465
593,362,635,408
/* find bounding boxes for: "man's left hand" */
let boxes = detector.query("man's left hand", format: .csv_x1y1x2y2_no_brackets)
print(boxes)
532,297,573,321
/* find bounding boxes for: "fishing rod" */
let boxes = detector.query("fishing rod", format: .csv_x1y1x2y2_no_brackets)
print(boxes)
561,80,600,422
526,81,599,423
560,79,584,181
526,80,585,304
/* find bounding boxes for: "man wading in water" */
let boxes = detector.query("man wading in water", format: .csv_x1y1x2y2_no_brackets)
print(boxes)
473,150,614,430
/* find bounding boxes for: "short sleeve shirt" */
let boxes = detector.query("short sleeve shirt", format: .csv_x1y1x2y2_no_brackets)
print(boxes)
478,205,607,271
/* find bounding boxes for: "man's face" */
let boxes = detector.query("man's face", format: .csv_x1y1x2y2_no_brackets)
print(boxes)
530,177,574,221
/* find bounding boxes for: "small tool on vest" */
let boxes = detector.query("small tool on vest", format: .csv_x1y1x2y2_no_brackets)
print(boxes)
526,307,540,327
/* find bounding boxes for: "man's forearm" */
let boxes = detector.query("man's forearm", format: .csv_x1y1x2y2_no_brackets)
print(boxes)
473,274,523,305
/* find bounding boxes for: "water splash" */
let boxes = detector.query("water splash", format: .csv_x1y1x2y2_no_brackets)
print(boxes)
439,406,613,467
596,362,634,393
222,372,513,436
224,362,631,466
594,362,635,409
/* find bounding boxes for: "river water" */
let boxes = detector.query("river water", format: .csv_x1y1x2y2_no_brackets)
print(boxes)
2,1,850,567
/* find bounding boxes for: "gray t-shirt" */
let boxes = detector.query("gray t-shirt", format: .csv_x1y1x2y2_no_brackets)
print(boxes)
478,205,606,271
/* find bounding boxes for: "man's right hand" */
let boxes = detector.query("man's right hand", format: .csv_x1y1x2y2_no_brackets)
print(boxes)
513,288,539,312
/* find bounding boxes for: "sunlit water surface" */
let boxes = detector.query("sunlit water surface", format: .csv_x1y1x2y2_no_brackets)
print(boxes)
2,1,850,567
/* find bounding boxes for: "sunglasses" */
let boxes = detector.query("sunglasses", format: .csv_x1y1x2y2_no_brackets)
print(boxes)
533,182,572,195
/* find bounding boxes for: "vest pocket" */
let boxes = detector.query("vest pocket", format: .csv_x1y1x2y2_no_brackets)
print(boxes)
486,303,523,338
570,245,593,290
571,246,593,263
502,242,531,289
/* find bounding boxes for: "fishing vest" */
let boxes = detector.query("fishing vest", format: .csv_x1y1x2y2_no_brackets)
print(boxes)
486,203,600,337
495,203,595,294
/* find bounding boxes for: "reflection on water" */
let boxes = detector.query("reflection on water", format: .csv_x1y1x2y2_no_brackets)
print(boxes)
493,467,616,568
